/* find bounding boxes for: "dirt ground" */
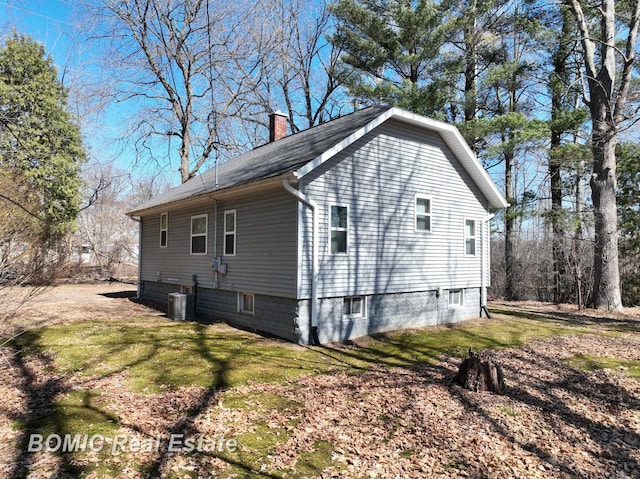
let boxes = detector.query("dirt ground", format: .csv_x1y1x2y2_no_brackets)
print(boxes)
1,284,640,478
0,282,161,336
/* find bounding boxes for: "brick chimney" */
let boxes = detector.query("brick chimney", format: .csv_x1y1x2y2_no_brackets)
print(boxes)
269,110,288,142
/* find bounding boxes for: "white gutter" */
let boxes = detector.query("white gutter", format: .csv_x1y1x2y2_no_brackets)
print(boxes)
282,178,319,345
481,213,495,316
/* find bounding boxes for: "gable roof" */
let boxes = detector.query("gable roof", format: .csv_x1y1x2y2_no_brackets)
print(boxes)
127,106,507,216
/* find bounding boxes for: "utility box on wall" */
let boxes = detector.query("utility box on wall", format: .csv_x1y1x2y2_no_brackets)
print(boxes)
167,292,195,321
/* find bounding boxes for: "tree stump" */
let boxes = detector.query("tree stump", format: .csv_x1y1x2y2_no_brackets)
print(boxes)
455,349,505,393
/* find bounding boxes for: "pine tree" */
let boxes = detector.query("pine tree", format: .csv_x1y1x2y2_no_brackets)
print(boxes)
0,32,85,241
330,0,453,117
617,143,640,306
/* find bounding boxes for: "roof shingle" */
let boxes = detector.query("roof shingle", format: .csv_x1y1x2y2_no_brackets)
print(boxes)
128,105,391,215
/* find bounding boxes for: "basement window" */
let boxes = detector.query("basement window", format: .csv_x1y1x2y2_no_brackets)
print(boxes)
343,296,365,319
238,292,254,315
448,289,463,308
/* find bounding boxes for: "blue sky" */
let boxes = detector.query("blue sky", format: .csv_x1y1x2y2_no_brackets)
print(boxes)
1,0,150,183
2,1,76,75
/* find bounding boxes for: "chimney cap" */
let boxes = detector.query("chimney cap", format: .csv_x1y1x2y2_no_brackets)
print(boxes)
272,109,289,118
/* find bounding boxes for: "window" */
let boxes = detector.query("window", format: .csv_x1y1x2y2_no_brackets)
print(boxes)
330,205,348,254
190,214,207,255
160,213,168,247
238,292,254,314
224,210,236,256
343,296,365,319
448,289,463,308
415,195,431,232
465,219,477,256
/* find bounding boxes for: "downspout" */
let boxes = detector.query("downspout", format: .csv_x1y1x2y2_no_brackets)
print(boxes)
213,199,219,289
481,213,495,318
282,178,320,345
131,216,142,299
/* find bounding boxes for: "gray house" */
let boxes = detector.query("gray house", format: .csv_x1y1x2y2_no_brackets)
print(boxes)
127,106,507,344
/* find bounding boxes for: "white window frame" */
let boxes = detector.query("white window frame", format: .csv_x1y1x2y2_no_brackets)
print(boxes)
342,296,366,319
415,194,432,233
160,212,168,248
329,204,348,254
237,292,254,315
448,289,464,308
465,219,477,256
224,209,236,256
190,214,208,255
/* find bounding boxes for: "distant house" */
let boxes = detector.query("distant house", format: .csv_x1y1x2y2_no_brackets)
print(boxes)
127,106,508,344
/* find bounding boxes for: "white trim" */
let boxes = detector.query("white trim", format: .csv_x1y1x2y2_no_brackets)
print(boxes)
159,212,168,248
342,296,366,320
282,179,319,339
237,291,255,315
448,289,464,308
414,194,432,233
464,218,477,256
294,107,508,209
190,214,208,255
223,209,236,256
329,204,348,254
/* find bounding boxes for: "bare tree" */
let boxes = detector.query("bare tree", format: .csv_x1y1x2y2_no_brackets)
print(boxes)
80,0,265,184
567,0,640,310
249,0,349,132
75,162,146,279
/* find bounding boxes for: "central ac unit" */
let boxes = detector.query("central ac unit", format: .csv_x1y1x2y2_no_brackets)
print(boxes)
167,292,195,320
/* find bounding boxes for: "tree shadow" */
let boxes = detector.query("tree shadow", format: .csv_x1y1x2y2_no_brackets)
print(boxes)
8,331,71,479
426,347,640,477
99,290,137,299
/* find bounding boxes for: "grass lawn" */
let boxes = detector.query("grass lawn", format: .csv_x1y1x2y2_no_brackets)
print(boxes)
4,302,640,478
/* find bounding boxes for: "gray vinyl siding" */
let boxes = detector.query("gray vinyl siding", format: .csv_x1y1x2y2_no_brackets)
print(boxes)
299,119,489,299
139,198,216,289
214,188,297,298
139,187,298,298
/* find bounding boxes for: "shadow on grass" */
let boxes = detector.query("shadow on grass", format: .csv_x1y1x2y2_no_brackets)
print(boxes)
435,346,640,477
7,320,328,478
7,302,638,477
8,330,72,479
490,304,640,333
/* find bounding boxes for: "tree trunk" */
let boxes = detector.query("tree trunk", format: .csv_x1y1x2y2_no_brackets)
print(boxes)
589,117,622,310
549,5,572,304
567,0,637,311
504,147,517,300
456,349,505,393
587,42,622,310
463,0,479,152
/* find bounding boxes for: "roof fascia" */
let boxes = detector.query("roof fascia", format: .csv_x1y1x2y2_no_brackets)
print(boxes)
295,107,508,210
126,174,294,217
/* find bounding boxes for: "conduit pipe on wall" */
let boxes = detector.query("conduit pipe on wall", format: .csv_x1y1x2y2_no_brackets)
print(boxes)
481,213,495,318
282,178,320,345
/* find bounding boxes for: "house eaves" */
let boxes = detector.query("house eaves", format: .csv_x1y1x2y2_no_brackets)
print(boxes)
127,106,507,217
294,107,509,210
126,106,390,217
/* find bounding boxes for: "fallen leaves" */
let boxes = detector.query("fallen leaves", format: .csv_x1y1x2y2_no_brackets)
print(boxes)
1,286,639,478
